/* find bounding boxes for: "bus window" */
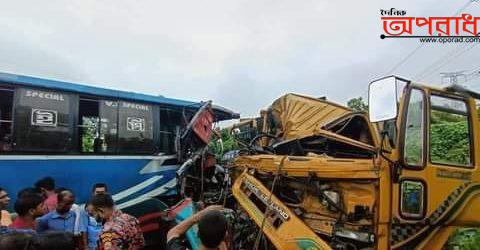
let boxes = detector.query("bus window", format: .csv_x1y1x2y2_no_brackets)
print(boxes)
0,88,14,153
14,88,75,152
159,109,184,154
117,101,154,154
78,98,100,153
99,100,118,153
78,99,120,154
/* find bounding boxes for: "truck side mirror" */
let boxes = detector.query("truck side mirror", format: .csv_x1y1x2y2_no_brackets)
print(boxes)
368,76,401,122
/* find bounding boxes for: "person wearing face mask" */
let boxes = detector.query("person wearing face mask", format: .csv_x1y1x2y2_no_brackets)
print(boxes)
36,189,88,249
67,184,109,250
90,194,145,250
83,202,103,250
10,193,46,230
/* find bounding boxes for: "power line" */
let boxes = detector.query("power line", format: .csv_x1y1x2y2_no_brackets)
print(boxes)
412,0,479,81
438,68,480,87
464,70,480,83
385,0,474,76
440,71,468,86
460,72,480,92
415,43,478,81
413,43,472,81
386,45,423,75
453,0,476,16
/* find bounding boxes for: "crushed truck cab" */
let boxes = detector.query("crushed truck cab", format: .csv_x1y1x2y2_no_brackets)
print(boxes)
230,77,480,249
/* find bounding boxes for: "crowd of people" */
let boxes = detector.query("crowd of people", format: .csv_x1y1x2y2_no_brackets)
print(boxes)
0,177,230,250
0,177,145,250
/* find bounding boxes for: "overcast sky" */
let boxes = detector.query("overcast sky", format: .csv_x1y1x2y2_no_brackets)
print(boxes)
0,0,479,118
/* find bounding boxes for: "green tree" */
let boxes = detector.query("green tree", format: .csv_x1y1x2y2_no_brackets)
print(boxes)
81,117,97,153
443,106,480,247
446,228,480,249
347,97,368,112
208,128,240,161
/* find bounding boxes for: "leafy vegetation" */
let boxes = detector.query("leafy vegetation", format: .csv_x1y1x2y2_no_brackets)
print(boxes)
404,127,422,165
430,120,470,166
347,97,368,112
445,106,480,248
81,117,97,153
446,228,480,250
404,94,424,166
208,128,240,161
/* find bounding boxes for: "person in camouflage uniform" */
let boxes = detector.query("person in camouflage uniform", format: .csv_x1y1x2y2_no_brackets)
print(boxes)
90,194,145,250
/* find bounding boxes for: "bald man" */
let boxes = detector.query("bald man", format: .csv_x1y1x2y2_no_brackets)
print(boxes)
37,189,87,249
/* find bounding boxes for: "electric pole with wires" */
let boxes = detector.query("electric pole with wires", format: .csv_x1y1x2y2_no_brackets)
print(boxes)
440,71,468,86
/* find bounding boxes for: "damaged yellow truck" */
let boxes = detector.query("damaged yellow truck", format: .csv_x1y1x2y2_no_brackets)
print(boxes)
230,76,480,249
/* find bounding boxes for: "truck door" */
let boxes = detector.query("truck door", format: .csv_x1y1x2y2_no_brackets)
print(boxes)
391,86,477,249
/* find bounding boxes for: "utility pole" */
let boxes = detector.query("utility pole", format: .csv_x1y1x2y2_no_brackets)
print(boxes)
440,71,468,86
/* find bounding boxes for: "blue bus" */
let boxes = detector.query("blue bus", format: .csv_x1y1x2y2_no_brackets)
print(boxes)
0,72,238,211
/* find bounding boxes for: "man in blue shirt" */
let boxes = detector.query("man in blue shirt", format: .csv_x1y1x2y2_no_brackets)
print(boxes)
84,202,103,250
37,189,87,248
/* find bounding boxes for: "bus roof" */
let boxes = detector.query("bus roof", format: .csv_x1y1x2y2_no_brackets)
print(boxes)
0,72,239,121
